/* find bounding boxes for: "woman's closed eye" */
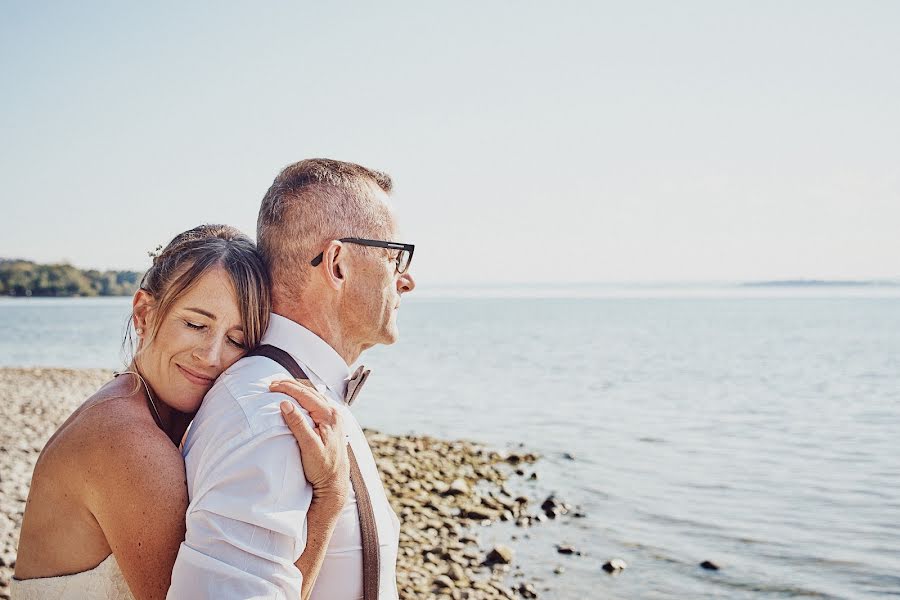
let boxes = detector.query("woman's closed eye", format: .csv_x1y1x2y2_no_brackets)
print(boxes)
184,321,245,349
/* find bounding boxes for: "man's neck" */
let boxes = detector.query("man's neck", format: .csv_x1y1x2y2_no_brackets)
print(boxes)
272,305,362,365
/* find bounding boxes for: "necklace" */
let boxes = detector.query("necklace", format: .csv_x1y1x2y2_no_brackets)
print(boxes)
114,370,164,430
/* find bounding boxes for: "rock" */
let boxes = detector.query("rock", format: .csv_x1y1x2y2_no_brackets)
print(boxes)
485,544,515,565
555,544,581,556
491,494,516,510
448,563,468,583
529,472,538,480
540,494,571,519
479,495,503,511
700,560,720,570
540,495,561,512
602,558,627,573
505,453,523,465
553,566,565,574
447,478,470,496
562,452,576,460
461,506,499,521
516,582,538,598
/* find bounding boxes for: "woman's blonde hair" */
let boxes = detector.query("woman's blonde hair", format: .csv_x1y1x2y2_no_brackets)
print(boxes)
124,224,271,362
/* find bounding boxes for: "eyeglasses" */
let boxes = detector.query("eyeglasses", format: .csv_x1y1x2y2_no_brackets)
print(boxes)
311,238,415,274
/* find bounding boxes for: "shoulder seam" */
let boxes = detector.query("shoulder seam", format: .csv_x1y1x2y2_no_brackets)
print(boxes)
222,355,297,432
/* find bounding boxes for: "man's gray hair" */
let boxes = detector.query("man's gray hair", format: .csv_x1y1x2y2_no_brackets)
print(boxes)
257,158,395,296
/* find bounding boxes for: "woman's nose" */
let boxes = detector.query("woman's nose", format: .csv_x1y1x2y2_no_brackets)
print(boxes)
193,336,224,367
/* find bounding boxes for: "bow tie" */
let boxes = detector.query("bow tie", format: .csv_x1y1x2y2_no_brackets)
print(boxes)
344,365,371,405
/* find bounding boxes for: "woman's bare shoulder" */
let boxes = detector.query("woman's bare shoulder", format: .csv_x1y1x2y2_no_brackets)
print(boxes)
20,377,187,571
50,379,185,490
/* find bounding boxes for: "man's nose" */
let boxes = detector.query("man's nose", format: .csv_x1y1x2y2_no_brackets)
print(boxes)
397,271,416,294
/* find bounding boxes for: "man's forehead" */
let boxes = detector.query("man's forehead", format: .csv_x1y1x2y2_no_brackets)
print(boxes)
371,188,398,236
370,185,392,208
384,216,398,238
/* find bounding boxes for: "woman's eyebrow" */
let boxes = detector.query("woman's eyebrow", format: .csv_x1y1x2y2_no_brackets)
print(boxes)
185,307,216,320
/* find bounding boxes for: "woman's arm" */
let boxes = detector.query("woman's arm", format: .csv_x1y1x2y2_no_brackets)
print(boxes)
271,380,350,600
295,494,344,600
86,423,188,600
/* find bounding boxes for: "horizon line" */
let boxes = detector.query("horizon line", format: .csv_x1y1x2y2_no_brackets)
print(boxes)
3,258,898,288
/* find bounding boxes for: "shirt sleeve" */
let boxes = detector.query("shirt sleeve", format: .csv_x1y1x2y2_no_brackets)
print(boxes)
167,387,315,600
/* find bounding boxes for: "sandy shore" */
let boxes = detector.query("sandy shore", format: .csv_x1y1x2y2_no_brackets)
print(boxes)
0,368,559,600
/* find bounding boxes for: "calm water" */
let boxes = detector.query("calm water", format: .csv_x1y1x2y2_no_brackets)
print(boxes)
1,291,899,599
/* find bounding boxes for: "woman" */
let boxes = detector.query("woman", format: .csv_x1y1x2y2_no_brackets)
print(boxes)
12,224,347,599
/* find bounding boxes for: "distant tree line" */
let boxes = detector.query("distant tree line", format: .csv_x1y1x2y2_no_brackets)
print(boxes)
0,259,143,297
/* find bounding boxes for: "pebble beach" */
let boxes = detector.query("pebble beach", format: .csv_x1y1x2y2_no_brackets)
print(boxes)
0,368,574,600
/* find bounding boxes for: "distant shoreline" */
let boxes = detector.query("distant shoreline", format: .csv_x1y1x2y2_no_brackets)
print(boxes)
0,259,142,298
423,279,900,291
3,270,900,300
742,279,900,288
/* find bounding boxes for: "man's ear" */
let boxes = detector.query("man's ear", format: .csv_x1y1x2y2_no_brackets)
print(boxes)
321,241,348,290
132,289,155,337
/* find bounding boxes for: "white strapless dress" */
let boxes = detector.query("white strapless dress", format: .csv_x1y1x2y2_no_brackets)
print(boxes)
10,554,134,600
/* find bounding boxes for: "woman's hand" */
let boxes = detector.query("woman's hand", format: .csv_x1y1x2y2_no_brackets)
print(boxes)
270,379,350,506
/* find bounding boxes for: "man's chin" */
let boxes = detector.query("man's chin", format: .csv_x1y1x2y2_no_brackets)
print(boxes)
360,331,397,352
380,327,399,346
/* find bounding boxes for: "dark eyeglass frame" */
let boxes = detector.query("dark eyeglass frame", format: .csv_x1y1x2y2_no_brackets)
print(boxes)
310,237,415,274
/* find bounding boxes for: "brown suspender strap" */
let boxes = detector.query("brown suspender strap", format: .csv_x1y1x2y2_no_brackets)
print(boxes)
347,444,381,600
250,344,308,379
247,344,381,598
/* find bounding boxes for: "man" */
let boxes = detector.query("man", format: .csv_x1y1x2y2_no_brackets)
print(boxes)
167,158,416,599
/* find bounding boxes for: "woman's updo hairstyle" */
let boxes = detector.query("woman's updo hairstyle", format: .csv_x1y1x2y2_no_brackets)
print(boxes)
126,224,271,360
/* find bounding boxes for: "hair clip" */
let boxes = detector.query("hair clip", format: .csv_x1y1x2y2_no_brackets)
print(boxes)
147,244,164,262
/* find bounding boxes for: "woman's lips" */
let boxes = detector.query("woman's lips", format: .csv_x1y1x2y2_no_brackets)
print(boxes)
177,364,215,387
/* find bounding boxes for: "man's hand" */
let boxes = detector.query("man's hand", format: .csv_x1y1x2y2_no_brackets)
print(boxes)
270,379,350,505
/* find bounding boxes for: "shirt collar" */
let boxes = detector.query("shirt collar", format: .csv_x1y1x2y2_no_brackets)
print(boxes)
260,313,350,397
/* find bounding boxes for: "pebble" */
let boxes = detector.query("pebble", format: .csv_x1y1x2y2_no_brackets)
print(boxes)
602,559,628,573
700,560,720,570
485,545,515,565
556,544,582,556
447,478,470,496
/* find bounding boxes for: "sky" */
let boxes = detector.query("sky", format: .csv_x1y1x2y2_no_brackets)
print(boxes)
1,1,898,285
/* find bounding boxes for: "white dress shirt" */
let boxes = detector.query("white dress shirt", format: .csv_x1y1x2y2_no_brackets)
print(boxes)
167,314,401,600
